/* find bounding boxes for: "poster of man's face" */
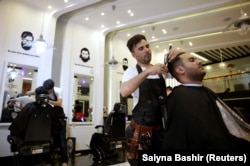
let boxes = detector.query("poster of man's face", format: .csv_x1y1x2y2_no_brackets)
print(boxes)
21,31,34,50
79,47,90,62
123,58,128,71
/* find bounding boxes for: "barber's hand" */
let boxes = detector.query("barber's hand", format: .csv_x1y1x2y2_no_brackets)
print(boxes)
147,63,168,75
165,49,185,63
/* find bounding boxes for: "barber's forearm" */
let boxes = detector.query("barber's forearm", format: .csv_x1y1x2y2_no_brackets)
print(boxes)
120,70,149,97
49,100,62,107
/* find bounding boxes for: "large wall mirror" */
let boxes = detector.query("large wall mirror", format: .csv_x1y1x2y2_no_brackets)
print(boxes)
0,62,38,123
72,74,93,123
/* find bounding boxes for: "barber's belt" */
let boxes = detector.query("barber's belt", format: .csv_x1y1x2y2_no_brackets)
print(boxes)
126,119,162,159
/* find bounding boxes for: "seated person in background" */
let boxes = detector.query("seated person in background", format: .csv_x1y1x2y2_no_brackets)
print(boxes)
1,97,21,122
160,48,250,151
72,100,84,122
8,86,52,164
8,86,50,139
26,79,68,166
10,95,35,109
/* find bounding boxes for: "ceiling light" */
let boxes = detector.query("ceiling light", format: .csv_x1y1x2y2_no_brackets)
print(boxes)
162,29,167,34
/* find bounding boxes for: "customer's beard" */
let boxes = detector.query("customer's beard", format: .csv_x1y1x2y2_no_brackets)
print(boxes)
123,65,128,71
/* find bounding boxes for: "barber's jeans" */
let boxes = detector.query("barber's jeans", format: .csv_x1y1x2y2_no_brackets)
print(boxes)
59,122,68,163
51,119,68,164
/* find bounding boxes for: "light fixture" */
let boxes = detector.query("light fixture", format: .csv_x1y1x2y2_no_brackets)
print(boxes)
33,12,53,54
219,50,226,68
7,65,21,86
106,5,120,69
223,2,250,35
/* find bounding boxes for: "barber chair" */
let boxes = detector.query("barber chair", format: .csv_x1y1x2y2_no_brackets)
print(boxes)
90,103,126,164
7,95,52,166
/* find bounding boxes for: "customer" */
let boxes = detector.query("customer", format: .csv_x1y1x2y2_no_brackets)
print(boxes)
161,48,250,150
42,79,68,166
1,98,21,122
10,95,35,109
120,34,168,166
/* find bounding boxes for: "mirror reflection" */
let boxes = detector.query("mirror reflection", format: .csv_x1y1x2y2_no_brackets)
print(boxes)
72,74,93,123
1,62,37,123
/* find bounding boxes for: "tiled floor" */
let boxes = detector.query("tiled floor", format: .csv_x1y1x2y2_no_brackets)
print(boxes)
2,149,129,166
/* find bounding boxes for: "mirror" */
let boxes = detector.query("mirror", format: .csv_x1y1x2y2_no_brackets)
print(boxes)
0,62,38,123
72,74,93,123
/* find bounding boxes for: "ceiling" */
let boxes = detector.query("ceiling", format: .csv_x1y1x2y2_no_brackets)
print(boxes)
18,0,250,65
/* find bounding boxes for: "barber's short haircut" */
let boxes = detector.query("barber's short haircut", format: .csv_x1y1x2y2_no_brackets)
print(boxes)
167,56,183,81
43,79,55,90
35,86,48,95
127,34,147,53
7,97,15,104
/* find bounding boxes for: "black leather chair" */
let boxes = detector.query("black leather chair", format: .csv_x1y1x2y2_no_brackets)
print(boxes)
7,102,53,166
90,103,126,163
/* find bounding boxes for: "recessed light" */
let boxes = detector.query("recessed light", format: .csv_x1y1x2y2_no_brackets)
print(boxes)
162,29,167,34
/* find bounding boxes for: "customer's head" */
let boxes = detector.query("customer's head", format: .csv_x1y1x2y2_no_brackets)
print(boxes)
7,97,15,109
126,34,151,64
43,79,54,94
166,48,206,83
35,86,49,106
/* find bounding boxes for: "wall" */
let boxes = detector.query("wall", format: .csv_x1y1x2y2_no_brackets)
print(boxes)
55,12,106,151
0,1,57,157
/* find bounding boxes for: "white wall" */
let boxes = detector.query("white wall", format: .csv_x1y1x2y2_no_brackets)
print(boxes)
0,1,56,157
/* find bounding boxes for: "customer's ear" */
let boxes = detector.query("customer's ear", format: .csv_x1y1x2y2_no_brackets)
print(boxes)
175,66,185,74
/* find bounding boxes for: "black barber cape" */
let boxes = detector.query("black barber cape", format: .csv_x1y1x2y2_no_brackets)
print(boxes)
9,102,52,142
160,85,250,151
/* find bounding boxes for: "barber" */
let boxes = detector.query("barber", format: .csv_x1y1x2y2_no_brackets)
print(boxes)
120,34,168,166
